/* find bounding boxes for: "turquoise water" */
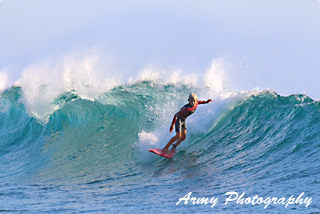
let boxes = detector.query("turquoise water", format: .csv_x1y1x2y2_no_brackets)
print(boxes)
0,82,319,213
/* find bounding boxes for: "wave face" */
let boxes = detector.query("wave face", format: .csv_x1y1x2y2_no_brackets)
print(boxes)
0,83,319,213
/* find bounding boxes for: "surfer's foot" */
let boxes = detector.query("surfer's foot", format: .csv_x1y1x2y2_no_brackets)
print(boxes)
162,148,169,153
169,144,176,152
170,148,176,153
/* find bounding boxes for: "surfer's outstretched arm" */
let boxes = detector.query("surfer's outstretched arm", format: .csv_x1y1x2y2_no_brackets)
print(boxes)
198,99,212,104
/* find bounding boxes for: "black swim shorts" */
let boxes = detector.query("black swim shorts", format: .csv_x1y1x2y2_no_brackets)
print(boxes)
175,118,186,132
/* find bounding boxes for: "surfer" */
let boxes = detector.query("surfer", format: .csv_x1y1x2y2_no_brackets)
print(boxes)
163,93,212,152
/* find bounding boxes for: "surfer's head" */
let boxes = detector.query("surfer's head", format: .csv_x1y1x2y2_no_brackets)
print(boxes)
188,93,198,106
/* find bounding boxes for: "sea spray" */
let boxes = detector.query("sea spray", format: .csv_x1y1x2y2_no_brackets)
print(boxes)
0,71,9,93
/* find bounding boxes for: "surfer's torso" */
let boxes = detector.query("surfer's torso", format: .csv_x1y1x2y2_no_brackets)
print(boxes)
177,102,199,119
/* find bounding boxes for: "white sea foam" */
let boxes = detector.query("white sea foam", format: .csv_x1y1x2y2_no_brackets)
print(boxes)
0,71,9,94
7,47,238,123
204,58,228,94
19,49,121,122
137,66,199,87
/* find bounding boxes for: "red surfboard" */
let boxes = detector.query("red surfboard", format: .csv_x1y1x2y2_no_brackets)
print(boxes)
148,148,177,159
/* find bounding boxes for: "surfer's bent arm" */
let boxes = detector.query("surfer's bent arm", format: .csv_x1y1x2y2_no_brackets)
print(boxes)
171,113,178,125
170,113,178,132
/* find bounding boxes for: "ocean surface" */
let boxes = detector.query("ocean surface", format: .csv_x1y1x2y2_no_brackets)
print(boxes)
0,80,319,213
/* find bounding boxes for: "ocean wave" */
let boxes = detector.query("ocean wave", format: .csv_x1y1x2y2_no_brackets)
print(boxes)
1,83,319,179
1,81,319,212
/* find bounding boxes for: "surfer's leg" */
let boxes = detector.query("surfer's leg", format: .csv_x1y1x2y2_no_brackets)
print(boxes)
163,132,181,151
173,129,186,148
163,118,183,151
173,120,187,149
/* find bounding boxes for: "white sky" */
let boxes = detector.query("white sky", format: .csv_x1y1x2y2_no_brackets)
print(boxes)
1,0,320,99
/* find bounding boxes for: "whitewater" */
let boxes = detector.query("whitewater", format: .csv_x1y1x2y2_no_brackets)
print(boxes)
0,54,319,213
